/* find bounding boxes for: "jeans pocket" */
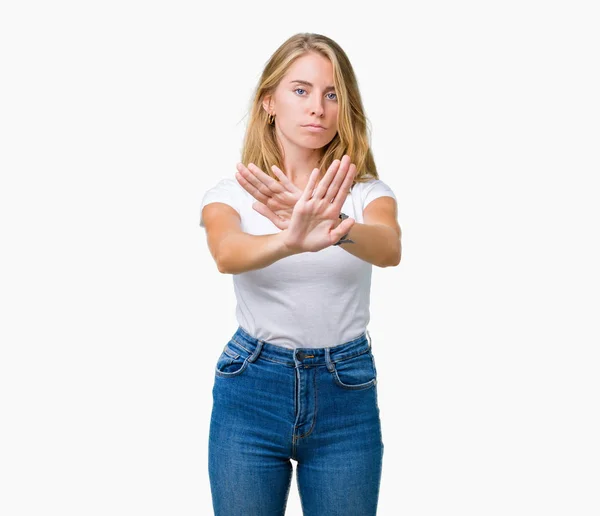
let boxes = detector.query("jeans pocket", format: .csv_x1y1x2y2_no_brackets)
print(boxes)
215,342,249,378
331,349,377,390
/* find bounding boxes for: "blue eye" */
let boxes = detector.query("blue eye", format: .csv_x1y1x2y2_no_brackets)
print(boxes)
294,88,337,101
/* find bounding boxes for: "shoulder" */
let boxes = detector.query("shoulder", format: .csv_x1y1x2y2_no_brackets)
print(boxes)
200,176,246,228
202,176,247,201
206,176,243,194
353,178,397,210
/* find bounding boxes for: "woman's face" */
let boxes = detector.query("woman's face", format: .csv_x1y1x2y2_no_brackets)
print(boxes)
265,52,339,151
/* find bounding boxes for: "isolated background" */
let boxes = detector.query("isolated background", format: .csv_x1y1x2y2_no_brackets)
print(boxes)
1,0,598,514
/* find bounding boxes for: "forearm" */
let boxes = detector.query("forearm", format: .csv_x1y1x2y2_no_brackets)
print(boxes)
217,231,298,274
337,223,401,267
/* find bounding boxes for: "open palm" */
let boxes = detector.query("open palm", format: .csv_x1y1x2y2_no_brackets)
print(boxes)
283,155,357,253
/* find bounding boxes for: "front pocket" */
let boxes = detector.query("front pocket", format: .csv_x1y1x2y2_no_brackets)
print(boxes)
223,345,239,359
331,350,377,390
215,344,248,378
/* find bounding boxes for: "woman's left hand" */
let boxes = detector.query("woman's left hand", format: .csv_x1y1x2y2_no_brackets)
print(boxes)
235,162,302,230
282,156,357,254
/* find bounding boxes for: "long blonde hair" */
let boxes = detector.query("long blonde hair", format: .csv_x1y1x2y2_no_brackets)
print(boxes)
240,33,380,189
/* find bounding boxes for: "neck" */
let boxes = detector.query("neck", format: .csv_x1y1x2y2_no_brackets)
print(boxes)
274,127,324,189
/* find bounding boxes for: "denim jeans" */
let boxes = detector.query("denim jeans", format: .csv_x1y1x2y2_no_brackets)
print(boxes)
208,326,384,515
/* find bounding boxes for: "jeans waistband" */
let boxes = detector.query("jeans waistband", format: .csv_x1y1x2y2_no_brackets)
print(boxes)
228,326,372,368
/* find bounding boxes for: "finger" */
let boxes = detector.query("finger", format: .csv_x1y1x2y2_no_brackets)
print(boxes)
324,155,352,204
331,217,355,243
235,168,272,205
252,202,288,230
308,168,320,198
270,165,301,193
319,154,352,200
300,167,322,202
236,163,282,204
247,163,285,195
237,163,272,198
330,163,357,212
313,158,343,200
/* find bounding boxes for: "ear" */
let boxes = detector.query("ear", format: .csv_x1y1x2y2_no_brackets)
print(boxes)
262,94,273,115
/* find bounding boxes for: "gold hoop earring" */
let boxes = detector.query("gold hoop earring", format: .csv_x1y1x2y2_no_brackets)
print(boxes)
268,113,275,125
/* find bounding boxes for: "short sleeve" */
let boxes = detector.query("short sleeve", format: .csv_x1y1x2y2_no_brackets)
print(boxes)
361,179,397,211
199,178,242,228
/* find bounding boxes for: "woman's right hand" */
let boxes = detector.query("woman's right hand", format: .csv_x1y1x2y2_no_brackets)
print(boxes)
235,162,302,230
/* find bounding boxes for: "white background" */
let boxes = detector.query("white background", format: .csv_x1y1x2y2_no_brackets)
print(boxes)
1,1,599,514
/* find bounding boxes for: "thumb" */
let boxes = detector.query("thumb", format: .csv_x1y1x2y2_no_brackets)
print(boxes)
332,217,355,240
252,202,289,230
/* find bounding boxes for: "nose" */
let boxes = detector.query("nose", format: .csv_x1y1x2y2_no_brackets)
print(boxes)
311,97,325,118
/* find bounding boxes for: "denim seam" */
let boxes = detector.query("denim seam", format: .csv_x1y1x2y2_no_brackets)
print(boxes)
223,346,239,359
230,336,251,352
335,348,371,363
296,368,318,440
231,337,370,366
254,355,295,366
332,373,377,390
291,368,299,457
230,338,283,362
214,357,249,378
282,461,293,510
331,354,377,390
230,339,294,366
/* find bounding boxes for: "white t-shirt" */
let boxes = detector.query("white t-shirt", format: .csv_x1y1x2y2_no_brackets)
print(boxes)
199,175,397,349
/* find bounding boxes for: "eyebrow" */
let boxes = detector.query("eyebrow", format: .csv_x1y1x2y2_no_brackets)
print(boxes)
290,80,336,91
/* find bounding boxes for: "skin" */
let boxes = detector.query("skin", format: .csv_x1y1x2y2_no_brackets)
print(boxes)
282,155,357,253
260,51,340,188
235,52,357,247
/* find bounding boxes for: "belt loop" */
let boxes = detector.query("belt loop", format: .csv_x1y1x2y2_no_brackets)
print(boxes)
324,347,335,372
248,339,264,363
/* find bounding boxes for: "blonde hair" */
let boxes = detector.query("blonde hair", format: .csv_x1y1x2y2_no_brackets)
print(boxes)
240,32,380,189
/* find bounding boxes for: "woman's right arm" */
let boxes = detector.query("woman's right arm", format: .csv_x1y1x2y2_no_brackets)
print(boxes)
202,202,298,274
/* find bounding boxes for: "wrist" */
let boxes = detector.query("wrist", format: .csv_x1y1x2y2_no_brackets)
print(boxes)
277,229,302,256
333,212,355,246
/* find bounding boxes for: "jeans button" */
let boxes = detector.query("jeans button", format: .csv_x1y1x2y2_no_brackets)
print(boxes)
296,351,305,361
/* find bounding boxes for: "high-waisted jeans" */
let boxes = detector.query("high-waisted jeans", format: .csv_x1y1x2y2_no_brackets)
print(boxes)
208,326,384,515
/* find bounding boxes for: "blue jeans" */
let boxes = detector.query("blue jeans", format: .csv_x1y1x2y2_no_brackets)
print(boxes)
208,326,384,515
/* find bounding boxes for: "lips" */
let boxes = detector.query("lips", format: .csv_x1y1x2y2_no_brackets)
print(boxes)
304,124,325,129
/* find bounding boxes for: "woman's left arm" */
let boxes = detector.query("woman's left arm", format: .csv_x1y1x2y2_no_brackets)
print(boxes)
336,196,402,268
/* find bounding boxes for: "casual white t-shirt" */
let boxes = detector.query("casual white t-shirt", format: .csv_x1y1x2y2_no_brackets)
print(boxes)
199,175,397,349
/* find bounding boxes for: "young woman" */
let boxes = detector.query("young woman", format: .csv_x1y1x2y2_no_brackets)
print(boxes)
199,32,401,515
